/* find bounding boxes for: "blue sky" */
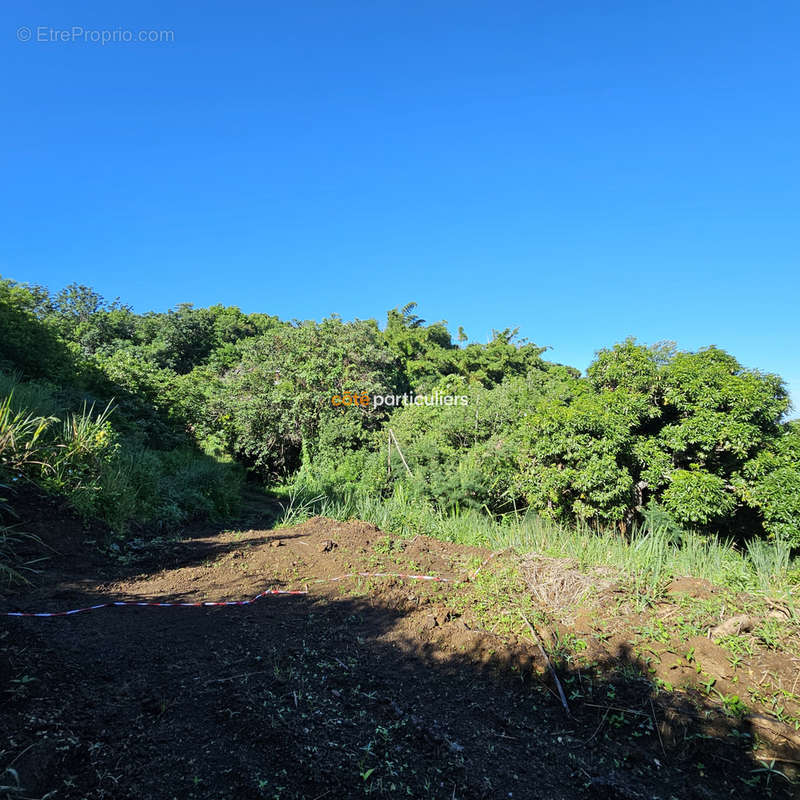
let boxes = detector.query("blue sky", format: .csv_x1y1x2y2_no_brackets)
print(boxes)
2,1,798,414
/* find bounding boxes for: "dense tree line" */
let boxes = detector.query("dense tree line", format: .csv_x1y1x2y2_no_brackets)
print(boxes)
1,278,797,543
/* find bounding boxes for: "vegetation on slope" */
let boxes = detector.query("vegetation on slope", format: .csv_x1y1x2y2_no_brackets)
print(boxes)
1,276,798,584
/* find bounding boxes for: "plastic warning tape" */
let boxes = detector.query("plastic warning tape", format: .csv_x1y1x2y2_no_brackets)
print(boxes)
3,572,452,618
311,571,452,585
3,588,307,617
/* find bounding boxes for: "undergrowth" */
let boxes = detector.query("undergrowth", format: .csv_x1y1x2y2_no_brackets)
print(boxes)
0,373,242,557
275,482,798,598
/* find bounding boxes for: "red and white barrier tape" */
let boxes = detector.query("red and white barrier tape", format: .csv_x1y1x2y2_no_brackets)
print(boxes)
3,572,452,618
311,571,452,585
3,588,306,618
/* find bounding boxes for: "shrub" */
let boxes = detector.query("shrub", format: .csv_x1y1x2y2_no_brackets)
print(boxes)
0,373,242,536
662,469,737,526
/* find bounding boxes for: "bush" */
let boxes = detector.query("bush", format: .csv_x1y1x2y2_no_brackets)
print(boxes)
214,317,400,477
662,469,737,526
516,341,792,535
736,423,800,544
0,373,242,535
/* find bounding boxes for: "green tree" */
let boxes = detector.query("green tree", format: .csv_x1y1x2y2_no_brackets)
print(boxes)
736,422,800,543
515,339,790,534
45,283,135,355
0,278,83,383
215,317,400,476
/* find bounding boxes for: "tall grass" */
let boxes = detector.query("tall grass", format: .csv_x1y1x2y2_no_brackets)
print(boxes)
0,393,53,473
276,482,798,597
0,372,63,418
0,373,243,538
0,523,46,584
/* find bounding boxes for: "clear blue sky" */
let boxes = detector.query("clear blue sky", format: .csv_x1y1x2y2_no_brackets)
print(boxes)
2,1,798,414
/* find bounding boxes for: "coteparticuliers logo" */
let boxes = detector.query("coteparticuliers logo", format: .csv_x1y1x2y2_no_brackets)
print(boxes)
331,391,468,409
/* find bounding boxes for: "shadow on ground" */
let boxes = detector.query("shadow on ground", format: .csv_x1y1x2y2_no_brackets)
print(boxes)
1,489,798,799
3,587,798,799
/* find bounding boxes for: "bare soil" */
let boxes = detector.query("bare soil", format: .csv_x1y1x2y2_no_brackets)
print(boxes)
1,489,799,799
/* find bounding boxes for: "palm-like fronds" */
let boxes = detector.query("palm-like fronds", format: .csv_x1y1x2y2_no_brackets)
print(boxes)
0,393,54,472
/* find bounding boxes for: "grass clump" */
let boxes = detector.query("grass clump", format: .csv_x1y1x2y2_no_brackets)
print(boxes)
0,374,243,551
276,482,798,599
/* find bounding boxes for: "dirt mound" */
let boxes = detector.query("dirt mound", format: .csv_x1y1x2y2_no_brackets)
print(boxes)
94,516,476,606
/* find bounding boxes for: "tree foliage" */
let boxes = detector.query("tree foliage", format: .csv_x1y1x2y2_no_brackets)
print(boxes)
1,278,797,544
515,339,793,537
214,317,399,476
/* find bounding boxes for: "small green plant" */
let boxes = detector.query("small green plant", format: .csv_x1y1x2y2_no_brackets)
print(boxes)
719,693,748,718
755,618,783,650
750,759,795,788
373,536,403,556
551,631,588,664
719,633,755,658
636,618,672,645
700,676,716,694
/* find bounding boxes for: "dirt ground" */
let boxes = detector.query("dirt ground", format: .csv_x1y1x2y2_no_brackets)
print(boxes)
1,490,799,799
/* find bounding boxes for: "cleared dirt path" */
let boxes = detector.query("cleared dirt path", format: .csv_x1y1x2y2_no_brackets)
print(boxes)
2,508,797,799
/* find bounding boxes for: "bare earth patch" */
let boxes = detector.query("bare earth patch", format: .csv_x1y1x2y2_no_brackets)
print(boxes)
2,505,799,799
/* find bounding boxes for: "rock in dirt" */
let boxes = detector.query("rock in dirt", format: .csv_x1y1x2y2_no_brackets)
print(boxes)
748,712,800,760
687,636,733,681
710,615,754,639
319,539,337,553
666,577,719,599
420,615,438,630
